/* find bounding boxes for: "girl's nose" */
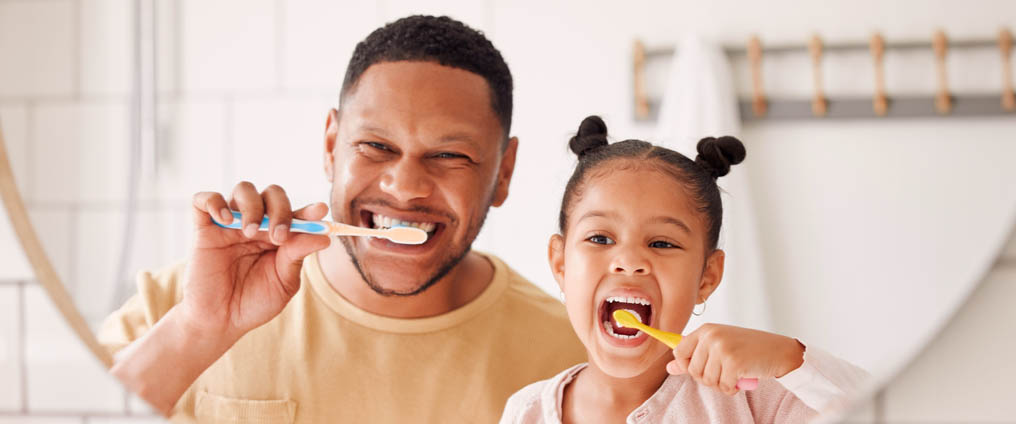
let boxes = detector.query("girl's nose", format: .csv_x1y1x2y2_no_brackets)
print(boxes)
379,158,434,202
609,253,651,276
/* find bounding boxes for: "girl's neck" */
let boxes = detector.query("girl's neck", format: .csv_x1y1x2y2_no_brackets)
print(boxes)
563,354,672,422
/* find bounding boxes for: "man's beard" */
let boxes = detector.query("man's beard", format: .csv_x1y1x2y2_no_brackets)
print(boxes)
335,192,494,297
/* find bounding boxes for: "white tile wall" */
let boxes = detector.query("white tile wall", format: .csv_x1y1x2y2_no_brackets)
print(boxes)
180,0,277,92
23,286,124,413
0,285,23,412
0,208,34,282
379,0,490,33
229,96,334,207
0,0,75,97
73,210,125,324
79,0,134,96
124,209,188,282
31,103,130,204
280,0,378,91
142,99,228,201
0,418,79,424
1,105,31,197
25,210,73,289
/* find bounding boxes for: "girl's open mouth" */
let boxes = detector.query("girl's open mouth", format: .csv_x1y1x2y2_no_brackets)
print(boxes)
599,295,653,341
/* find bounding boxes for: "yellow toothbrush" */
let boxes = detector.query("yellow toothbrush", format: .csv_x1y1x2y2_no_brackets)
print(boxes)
612,310,758,390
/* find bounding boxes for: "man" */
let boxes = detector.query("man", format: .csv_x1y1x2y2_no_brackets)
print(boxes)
101,15,585,423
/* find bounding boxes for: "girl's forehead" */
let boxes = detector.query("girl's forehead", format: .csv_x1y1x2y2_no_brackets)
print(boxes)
573,167,703,227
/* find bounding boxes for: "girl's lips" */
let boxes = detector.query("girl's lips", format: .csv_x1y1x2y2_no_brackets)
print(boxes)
595,290,655,348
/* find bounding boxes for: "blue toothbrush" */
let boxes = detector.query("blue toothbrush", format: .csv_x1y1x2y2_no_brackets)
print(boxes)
214,210,428,245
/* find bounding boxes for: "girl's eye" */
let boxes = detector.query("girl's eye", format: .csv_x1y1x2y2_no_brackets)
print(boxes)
587,235,615,245
649,240,678,249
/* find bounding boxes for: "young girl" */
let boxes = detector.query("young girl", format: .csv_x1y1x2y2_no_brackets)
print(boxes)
500,116,868,423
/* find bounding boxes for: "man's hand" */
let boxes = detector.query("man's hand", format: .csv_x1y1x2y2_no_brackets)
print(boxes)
110,182,331,415
180,182,331,344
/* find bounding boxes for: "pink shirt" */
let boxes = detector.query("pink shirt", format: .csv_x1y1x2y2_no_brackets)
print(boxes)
499,345,869,424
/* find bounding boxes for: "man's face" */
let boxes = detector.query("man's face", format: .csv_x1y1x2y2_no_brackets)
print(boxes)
324,61,517,296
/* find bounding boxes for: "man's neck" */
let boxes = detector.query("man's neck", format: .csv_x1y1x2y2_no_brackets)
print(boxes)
316,241,494,318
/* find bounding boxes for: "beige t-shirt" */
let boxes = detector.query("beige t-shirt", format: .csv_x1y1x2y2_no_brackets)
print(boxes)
98,251,586,424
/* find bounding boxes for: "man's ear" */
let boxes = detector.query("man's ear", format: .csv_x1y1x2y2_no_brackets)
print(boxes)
491,136,518,207
697,249,726,303
548,233,566,292
324,108,340,182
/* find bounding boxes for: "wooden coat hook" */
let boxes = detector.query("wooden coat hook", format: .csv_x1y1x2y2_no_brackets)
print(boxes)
870,33,889,116
809,34,827,117
747,35,767,117
633,40,650,120
933,30,952,115
1001,28,1015,111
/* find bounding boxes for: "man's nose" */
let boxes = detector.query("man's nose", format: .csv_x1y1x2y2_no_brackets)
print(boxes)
609,249,651,276
379,158,434,202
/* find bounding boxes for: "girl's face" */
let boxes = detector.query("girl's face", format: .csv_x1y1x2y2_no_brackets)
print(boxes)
549,165,724,378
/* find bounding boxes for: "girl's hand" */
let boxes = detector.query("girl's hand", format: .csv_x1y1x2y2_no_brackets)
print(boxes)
666,323,805,395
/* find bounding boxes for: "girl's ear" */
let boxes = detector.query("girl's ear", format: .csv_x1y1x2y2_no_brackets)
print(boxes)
548,234,566,292
697,249,726,302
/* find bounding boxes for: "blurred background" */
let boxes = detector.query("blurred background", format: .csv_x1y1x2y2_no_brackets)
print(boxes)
1,0,1015,422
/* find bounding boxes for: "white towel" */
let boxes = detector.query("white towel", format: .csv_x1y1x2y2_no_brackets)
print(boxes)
655,36,773,332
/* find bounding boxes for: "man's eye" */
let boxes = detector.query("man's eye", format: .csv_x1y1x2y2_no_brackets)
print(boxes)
587,235,615,245
366,142,392,152
649,240,678,249
434,152,468,160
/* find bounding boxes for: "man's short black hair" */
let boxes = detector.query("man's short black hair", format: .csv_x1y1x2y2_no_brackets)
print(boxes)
340,15,513,140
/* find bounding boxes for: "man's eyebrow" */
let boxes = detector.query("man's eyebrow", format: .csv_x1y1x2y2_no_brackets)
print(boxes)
650,215,692,234
438,132,480,144
358,125,391,138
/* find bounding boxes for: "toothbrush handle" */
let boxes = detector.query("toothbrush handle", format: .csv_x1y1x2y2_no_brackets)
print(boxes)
214,211,330,235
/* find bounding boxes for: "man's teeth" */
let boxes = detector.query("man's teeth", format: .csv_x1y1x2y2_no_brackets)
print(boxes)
371,214,436,233
605,295,651,306
603,321,642,339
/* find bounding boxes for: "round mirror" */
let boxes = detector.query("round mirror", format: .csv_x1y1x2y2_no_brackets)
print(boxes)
2,1,1015,422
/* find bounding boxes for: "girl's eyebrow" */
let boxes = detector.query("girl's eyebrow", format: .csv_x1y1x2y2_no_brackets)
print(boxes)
577,211,692,234
649,216,692,234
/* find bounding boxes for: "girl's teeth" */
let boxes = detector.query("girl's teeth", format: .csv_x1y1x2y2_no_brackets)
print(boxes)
603,321,641,340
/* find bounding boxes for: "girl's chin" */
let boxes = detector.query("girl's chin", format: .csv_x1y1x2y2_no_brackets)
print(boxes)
588,346,667,379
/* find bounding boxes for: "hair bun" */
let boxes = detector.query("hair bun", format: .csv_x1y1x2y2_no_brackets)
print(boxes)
568,115,609,158
694,136,746,178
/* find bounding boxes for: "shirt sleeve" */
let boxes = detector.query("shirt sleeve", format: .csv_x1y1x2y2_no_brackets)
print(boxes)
775,341,872,414
96,262,187,356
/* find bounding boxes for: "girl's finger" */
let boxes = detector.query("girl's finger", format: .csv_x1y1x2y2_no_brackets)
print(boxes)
666,359,684,375
674,329,699,361
719,359,740,396
703,351,722,388
687,339,710,381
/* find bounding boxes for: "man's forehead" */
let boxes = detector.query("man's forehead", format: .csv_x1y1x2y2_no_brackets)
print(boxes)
338,62,502,143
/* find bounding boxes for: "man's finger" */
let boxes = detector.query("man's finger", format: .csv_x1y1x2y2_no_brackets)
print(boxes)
262,185,292,245
192,191,231,227
231,181,264,239
276,233,331,295
293,202,329,222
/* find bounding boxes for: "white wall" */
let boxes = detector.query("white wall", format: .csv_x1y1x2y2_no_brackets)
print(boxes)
1,0,1015,421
